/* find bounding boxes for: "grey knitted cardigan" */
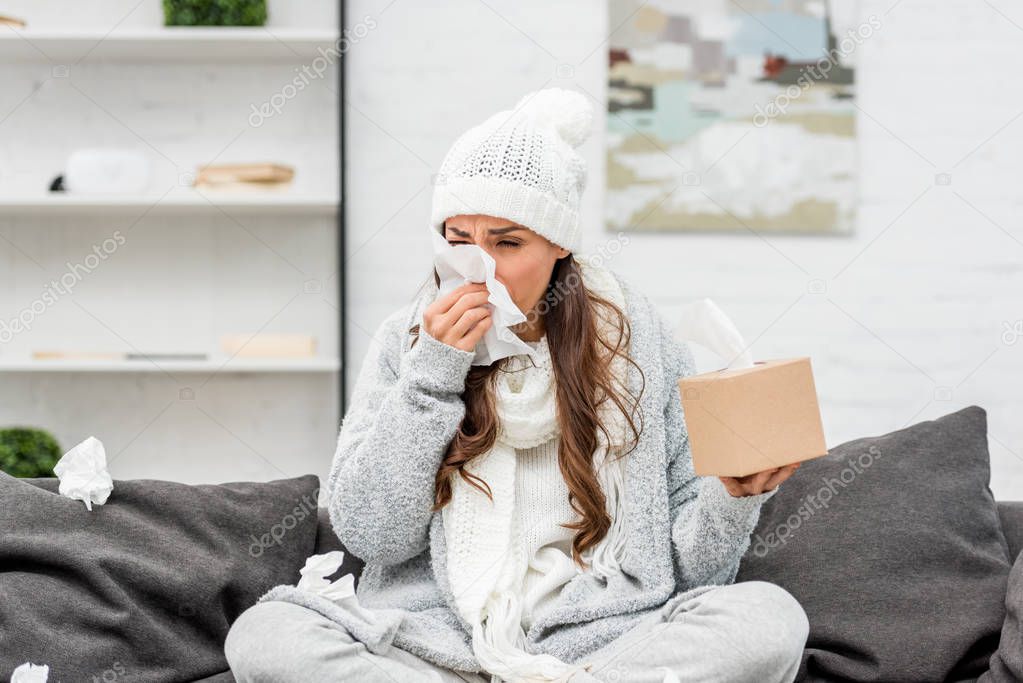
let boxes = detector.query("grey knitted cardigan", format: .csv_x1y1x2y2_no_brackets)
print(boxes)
259,268,777,674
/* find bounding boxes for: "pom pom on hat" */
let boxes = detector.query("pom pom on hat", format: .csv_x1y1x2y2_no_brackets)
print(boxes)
513,87,594,148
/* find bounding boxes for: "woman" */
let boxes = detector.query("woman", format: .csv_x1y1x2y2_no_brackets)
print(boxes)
225,87,809,682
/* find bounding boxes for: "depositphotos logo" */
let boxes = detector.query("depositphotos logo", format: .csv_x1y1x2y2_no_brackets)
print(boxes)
248,488,320,557
749,445,883,558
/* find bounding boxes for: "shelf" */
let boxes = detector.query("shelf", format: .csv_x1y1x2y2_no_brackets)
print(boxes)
0,27,341,63
0,358,341,373
0,193,339,217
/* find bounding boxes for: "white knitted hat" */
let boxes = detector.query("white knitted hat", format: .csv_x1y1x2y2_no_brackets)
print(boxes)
430,87,594,253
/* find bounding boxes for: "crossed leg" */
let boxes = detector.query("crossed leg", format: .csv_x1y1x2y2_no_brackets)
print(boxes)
575,581,809,683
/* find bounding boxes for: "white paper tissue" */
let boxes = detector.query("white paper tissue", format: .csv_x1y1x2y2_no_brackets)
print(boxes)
675,298,755,371
294,551,382,623
429,227,537,365
53,436,114,511
10,662,48,683
296,551,356,602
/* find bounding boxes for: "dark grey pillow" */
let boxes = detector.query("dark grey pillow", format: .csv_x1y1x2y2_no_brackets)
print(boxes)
980,550,1023,683
737,405,1013,682
0,472,320,682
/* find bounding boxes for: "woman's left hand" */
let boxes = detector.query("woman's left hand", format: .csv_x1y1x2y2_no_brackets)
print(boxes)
719,463,801,497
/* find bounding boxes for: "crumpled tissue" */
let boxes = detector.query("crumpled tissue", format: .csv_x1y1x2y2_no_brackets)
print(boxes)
296,551,356,601
53,436,114,511
295,551,380,623
675,298,755,371
10,663,49,683
429,227,537,366
659,667,681,683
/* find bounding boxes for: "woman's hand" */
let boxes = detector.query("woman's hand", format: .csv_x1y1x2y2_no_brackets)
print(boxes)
719,463,801,497
423,282,493,353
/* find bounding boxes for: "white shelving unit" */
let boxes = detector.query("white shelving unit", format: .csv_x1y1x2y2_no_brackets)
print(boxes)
0,3,342,483
0,20,342,378
0,27,341,62
0,193,339,217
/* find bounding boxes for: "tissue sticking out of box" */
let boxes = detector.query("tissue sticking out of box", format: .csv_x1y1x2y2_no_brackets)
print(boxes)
10,662,49,683
53,436,114,511
429,227,537,366
675,298,754,371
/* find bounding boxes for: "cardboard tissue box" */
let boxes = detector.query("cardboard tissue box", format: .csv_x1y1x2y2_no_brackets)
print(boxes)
675,299,827,478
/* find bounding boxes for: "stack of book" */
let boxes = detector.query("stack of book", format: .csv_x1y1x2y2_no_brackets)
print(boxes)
193,162,295,193
221,334,317,358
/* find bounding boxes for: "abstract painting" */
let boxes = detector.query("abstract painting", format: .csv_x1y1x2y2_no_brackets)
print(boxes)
607,0,862,234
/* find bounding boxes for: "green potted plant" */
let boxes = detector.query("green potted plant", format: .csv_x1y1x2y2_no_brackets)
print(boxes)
0,427,62,478
163,0,268,27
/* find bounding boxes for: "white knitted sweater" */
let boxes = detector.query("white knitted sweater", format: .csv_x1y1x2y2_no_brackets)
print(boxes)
505,339,581,634
514,436,579,633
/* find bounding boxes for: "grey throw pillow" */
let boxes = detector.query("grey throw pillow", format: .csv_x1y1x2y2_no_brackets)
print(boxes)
0,472,320,681
980,549,1023,682
736,405,1013,681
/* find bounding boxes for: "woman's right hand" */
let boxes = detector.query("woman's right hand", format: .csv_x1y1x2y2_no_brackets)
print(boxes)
422,282,493,353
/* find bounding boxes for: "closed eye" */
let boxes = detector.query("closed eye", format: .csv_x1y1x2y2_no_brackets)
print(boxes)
446,240,521,248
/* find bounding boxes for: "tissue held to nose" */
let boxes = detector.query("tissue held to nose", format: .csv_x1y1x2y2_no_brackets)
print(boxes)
430,226,538,365
53,436,114,511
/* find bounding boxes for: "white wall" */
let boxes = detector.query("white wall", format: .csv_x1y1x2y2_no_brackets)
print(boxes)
0,0,340,485
3,0,1018,499
344,0,1023,500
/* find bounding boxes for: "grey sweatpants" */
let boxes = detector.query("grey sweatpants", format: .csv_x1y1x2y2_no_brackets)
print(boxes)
225,580,809,683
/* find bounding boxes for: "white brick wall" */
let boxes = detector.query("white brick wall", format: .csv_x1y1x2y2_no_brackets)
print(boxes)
344,0,1023,500
2,0,1017,498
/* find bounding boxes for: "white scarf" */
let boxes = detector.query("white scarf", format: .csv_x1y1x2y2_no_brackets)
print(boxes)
442,257,632,683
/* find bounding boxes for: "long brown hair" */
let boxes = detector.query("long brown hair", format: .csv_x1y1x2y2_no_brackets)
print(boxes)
409,253,646,570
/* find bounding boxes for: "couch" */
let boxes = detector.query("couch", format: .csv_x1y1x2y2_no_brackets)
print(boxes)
317,502,1023,682
2,405,1020,682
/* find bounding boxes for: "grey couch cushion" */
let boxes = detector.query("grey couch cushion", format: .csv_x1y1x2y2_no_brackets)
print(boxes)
980,547,1023,683
737,405,1013,682
0,472,320,682
999,502,1023,560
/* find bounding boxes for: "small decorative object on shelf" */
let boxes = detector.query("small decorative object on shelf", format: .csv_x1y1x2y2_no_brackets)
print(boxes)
194,162,295,193
0,13,26,27
0,427,62,478
61,148,152,195
163,0,267,27
32,350,209,361
220,333,317,358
